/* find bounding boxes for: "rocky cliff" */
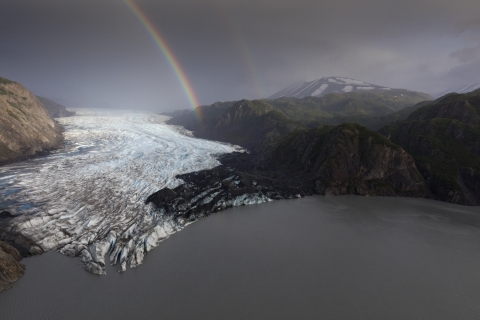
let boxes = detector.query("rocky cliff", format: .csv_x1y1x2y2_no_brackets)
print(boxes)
258,123,427,197
0,77,64,164
0,241,25,294
36,96,75,118
380,89,480,205
169,99,302,153
146,123,428,226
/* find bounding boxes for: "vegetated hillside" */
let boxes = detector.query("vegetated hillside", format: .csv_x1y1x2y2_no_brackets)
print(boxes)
269,76,433,100
257,123,426,197
267,90,432,119
169,99,303,152
309,99,434,131
0,77,64,164
36,96,75,118
168,91,432,152
379,89,480,205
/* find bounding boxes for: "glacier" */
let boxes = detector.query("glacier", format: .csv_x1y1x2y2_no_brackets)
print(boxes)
0,109,240,274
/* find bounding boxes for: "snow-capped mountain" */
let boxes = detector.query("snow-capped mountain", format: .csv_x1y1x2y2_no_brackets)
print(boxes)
269,77,398,99
433,83,480,98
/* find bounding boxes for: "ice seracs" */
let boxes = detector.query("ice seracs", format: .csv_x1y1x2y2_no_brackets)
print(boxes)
0,109,239,274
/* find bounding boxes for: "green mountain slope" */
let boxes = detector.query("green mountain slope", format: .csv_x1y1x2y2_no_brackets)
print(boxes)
258,123,426,197
168,91,432,152
379,89,480,205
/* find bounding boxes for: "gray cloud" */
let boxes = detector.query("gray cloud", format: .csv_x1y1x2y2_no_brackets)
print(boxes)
1,0,479,111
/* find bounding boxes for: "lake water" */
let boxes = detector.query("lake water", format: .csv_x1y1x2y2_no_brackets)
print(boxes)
1,195,480,319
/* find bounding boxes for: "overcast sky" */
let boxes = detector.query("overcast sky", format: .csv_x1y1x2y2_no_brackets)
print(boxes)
1,0,479,111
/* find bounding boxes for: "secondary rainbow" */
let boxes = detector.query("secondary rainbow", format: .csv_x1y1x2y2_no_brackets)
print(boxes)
123,0,201,120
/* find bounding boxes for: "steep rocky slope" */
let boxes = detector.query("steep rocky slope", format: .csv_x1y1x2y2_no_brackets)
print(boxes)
380,89,480,205
36,96,75,118
0,241,25,294
258,123,426,197
0,77,64,164
169,99,303,153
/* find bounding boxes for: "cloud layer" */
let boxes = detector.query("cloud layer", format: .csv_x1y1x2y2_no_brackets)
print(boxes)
1,0,479,111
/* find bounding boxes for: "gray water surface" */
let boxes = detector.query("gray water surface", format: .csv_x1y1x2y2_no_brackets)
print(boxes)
1,195,480,319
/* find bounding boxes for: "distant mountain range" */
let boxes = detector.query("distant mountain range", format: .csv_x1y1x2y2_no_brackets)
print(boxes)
433,83,480,98
269,77,425,99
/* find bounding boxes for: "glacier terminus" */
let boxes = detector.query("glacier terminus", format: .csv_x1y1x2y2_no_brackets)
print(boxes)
0,109,240,274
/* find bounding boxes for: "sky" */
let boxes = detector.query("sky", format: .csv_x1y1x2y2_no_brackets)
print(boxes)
1,0,480,112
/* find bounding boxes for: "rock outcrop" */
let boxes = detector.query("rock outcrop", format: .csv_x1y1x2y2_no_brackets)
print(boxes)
36,96,75,118
380,89,480,205
258,123,427,197
0,77,64,164
168,93,433,153
146,152,312,225
146,123,428,226
169,99,301,153
0,241,25,293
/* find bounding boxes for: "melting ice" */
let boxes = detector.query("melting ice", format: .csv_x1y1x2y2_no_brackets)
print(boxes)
0,109,238,274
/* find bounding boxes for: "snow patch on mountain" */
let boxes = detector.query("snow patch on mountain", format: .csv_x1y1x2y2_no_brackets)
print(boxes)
269,77,397,99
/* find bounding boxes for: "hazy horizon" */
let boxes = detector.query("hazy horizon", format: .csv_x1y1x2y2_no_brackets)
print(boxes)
1,0,480,112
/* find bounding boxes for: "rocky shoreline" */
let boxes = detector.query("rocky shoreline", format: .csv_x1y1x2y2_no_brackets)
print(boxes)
146,152,311,225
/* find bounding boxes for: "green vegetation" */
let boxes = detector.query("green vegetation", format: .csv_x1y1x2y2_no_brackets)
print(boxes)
381,88,480,204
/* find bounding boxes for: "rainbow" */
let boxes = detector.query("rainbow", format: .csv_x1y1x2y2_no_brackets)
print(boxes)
123,0,201,120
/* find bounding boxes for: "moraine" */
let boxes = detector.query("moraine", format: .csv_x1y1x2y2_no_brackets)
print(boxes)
0,109,241,274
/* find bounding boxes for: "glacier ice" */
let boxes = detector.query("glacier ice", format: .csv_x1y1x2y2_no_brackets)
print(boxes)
0,109,238,274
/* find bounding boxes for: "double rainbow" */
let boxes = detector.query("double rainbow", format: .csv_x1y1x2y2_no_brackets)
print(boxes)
123,0,201,120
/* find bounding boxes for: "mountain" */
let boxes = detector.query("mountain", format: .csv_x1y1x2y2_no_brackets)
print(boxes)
0,241,25,294
257,123,427,197
168,99,302,153
168,91,432,152
269,77,433,100
433,83,480,98
36,96,75,118
0,77,64,164
267,92,432,120
379,88,480,205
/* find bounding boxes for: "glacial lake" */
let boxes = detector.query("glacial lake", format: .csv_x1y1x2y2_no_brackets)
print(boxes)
1,195,480,319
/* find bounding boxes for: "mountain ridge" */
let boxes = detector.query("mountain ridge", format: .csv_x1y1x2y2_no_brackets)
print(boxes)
269,77,433,100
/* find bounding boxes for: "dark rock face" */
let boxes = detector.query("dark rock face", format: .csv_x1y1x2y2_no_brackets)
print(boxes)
169,99,301,153
380,89,480,205
0,211,15,219
0,241,25,294
258,123,427,197
0,77,64,165
146,153,311,224
36,96,75,118
0,230,44,258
